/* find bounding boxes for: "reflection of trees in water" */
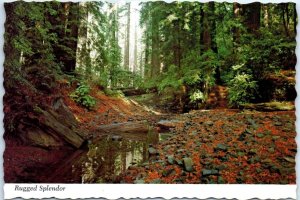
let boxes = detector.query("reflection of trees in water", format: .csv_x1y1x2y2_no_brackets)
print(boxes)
79,130,159,183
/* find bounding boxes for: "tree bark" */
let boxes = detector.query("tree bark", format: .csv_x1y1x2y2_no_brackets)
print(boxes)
124,3,130,70
242,2,261,33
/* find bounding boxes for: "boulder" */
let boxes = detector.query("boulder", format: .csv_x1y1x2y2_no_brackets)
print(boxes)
183,157,194,172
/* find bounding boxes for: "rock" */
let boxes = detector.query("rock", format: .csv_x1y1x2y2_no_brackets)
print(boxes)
237,151,245,157
238,133,246,141
183,157,194,172
268,147,275,153
202,169,219,176
128,118,134,122
176,149,185,154
248,149,257,155
191,131,198,136
134,179,145,184
284,157,295,163
236,177,244,183
162,169,175,177
274,122,282,126
204,121,214,126
215,144,228,151
157,120,184,131
167,155,175,165
257,133,264,138
272,136,281,140
218,176,225,184
175,159,183,166
216,164,228,170
148,147,157,155
111,135,122,141
245,128,252,134
150,179,162,184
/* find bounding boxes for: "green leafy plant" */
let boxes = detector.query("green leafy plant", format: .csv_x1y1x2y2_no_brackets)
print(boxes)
228,73,258,107
70,84,96,110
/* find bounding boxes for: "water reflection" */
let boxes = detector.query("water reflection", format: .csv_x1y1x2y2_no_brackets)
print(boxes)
76,129,159,183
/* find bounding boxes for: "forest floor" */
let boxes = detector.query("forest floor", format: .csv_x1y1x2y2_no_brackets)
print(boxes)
4,85,296,184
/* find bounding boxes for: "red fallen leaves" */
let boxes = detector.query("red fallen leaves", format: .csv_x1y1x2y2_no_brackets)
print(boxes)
122,110,296,184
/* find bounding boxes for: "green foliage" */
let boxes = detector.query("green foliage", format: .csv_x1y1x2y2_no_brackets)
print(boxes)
228,73,258,107
70,84,96,110
189,89,205,103
103,88,124,98
158,65,183,92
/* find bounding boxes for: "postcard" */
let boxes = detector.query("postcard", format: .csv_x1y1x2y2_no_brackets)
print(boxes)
2,0,298,199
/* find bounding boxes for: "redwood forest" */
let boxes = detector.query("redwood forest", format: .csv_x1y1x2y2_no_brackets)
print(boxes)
4,1,297,184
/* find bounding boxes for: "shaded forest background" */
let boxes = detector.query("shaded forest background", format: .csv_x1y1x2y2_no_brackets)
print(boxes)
3,1,296,144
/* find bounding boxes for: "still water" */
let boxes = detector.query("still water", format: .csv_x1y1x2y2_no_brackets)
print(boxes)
48,128,171,183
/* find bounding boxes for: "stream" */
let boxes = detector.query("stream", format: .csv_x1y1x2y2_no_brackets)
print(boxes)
47,127,172,183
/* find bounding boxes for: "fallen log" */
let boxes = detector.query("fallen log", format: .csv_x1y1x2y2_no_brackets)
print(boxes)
118,87,157,96
97,121,150,134
240,102,295,111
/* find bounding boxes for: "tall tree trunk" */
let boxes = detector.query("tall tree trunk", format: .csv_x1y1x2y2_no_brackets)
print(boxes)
242,2,261,33
281,3,290,37
144,30,150,79
64,3,79,73
151,8,160,77
124,3,130,70
133,23,138,73
49,2,79,73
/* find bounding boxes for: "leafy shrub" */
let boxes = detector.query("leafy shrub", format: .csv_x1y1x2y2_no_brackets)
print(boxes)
228,73,258,107
70,84,96,110
189,89,205,103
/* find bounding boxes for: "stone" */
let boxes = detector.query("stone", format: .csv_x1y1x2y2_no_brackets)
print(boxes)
245,129,252,134
284,157,295,163
205,121,214,126
162,169,175,177
216,144,228,151
148,147,157,155
176,159,183,166
216,164,228,170
167,155,175,165
111,135,122,141
249,149,257,155
257,133,264,138
202,169,219,176
183,157,194,172
150,179,162,184
272,136,281,140
268,147,275,153
218,176,225,184
134,179,145,184
274,122,282,126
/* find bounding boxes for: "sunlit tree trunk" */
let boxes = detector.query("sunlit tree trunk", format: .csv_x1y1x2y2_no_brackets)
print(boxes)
263,5,269,27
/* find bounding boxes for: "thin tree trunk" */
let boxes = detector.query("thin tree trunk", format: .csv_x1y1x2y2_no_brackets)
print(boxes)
263,5,269,27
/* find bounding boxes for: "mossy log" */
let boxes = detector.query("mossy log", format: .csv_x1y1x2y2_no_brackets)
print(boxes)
240,102,295,111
